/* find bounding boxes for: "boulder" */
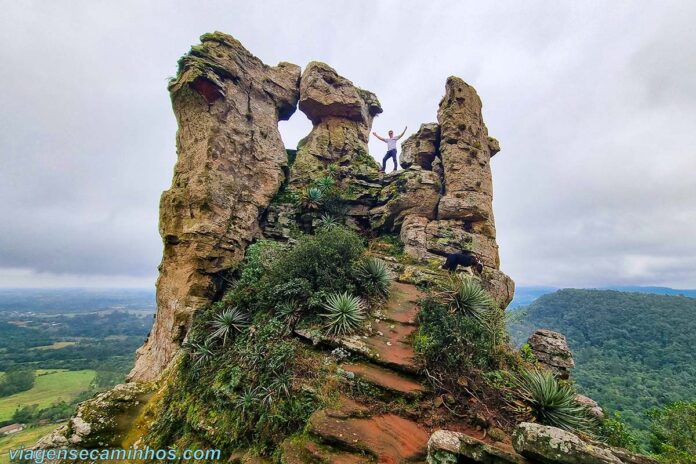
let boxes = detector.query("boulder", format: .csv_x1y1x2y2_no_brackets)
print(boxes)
527,329,575,379
35,383,153,449
575,395,604,420
299,61,381,125
400,123,440,169
427,429,530,464
370,168,441,230
290,62,382,186
512,423,622,464
425,219,500,268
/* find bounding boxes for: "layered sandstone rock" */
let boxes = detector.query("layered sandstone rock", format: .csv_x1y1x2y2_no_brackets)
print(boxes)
512,423,648,464
397,77,513,307
400,123,440,170
437,76,497,224
291,61,382,184
128,32,300,382
262,62,384,237
527,329,575,379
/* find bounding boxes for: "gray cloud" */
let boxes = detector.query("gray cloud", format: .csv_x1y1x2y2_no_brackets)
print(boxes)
1,0,694,288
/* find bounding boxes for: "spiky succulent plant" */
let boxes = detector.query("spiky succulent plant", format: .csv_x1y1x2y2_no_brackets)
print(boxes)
356,257,391,298
516,368,596,434
436,274,493,321
210,306,249,345
321,292,366,336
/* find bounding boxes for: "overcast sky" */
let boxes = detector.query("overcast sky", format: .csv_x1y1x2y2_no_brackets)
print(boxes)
1,1,694,289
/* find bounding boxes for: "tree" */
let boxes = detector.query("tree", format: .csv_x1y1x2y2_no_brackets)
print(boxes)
649,401,696,464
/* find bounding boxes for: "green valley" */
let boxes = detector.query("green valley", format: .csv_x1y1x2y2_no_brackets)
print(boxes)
508,289,696,446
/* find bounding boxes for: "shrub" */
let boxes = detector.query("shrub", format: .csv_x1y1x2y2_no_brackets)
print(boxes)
266,225,364,302
435,274,493,321
515,368,595,434
599,412,638,451
210,307,249,345
184,338,216,369
321,292,366,336
649,401,696,463
315,176,335,190
355,257,391,298
148,317,326,454
415,297,499,372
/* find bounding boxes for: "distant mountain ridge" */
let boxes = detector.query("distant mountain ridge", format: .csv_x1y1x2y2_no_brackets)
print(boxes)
508,288,696,445
508,285,696,308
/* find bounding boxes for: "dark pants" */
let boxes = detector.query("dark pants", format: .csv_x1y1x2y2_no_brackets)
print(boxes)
382,149,397,171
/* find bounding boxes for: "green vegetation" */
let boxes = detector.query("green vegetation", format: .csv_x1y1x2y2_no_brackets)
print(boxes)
144,225,383,456
0,422,63,464
649,401,696,464
515,368,595,434
435,274,494,321
321,292,366,335
508,289,696,446
0,369,35,398
209,307,249,345
355,257,391,298
0,370,95,422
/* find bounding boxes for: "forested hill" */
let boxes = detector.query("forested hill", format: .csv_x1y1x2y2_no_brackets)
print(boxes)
508,289,696,440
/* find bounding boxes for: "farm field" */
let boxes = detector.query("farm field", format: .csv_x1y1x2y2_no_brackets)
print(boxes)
0,422,62,464
0,370,95,422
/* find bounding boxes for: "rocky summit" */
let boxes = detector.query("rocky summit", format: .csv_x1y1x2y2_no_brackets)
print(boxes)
36,32,657,464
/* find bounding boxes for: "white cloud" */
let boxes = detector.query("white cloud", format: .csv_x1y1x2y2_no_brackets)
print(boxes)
1,0,694,288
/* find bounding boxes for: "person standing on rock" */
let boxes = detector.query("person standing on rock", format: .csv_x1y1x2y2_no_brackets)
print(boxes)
373,127,407,172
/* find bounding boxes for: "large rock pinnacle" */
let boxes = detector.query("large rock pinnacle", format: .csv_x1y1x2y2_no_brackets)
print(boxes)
128,32,300,382
291,62,383,183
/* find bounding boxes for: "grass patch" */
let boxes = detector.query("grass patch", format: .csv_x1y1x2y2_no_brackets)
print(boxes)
0,370,95,422
0,422,63,464
30,341,77,351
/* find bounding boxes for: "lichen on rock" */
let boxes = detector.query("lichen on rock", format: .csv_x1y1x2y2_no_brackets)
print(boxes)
128,32,301,382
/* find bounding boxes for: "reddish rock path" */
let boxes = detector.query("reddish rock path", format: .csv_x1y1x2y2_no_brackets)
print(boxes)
291,281,431,463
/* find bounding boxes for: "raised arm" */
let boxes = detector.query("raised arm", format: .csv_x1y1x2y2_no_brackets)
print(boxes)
396,126,408,139
372,131,386,142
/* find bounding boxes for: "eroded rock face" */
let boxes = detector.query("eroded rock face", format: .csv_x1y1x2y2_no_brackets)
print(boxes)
575,394,604,420
527,329,575,380
400,123,440,170
370,168,441,231
427,429,530,464
290,61,382,185
35,383,153,449
128,32,300,382
395,76,513,307
512,423,623,464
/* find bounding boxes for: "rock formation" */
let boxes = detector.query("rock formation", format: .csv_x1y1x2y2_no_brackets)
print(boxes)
291,61,382,183
396,77,513,307
512,423,658,464
35,383,152,449
128,32,300,382
527,329,575,379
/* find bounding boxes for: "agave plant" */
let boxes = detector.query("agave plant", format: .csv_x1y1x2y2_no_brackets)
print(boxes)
276,301,301,334
317,214,340,229
315,176,336,191
185,338,216,368
435,274,493,321
321,292,366,336
210,306,249,345
516,368,595,434
356,257,391,298
299,187,323,210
